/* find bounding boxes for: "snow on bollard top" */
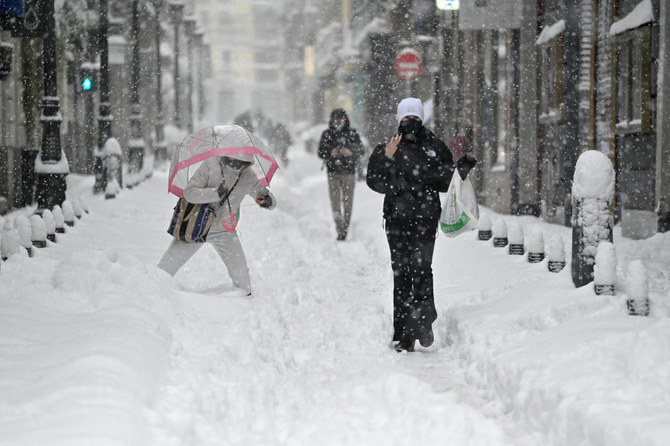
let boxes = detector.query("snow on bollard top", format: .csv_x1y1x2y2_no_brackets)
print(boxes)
1,229,22,259
42,210,56,234
547,234,565,262
528,227,544,253
508,222,524,245
14,215,32,248
52,205,65,229
72,198,83,218
594,241,617,285
493,218,508,237
626,260,648,299
572,150,615,201
30,215,47,242
478,213,492,231
62,201,75,225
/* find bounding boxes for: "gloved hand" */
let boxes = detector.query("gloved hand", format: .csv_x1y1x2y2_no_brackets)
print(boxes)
257,194,273,208
217,182,228,199
457,154,477,180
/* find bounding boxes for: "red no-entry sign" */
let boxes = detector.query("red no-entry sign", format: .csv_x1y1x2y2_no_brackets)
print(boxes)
395,49,423,80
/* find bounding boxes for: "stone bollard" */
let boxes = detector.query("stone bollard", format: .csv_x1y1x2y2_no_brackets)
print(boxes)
52,205,66,234
547,234,566,273
508,223,525,255
478,213,493,240
1,229,21,261
527,227,545,263
571,151,615,288
62,201,76,227
30,215,47,248
593,241,616,295
493,218,508,248
42,210,57,242
626,260,650,316
14,215,33,257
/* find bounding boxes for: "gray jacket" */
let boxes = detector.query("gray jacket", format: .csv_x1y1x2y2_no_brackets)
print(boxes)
183,157,276,232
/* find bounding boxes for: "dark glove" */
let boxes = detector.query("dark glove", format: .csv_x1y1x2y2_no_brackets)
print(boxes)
457,154,477,180
257,194,273,208
217,182,228,199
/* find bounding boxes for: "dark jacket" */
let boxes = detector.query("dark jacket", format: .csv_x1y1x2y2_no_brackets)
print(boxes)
366,127,454,223
318,110,364,175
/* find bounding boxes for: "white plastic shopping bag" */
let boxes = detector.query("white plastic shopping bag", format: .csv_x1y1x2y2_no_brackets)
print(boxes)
439,174,479,237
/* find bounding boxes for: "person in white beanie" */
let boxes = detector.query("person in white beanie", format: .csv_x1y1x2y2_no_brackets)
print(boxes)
366,97,477,352
158,153,276,297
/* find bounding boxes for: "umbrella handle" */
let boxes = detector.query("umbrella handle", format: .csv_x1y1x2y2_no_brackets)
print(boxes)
222,211,237,232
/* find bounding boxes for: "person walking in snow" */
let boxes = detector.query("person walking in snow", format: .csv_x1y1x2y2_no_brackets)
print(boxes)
318,108,364,241
272,122,292,166
158,154,276,296
366,98,477,352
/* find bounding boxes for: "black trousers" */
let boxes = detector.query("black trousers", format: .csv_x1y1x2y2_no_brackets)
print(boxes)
385,219,438,343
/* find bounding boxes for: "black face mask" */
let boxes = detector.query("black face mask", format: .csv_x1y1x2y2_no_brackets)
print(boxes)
399,119,422,138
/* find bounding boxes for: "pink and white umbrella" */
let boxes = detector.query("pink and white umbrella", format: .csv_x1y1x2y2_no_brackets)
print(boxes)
168,125,279,197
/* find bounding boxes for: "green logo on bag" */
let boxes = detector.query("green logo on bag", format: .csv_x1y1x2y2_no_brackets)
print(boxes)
440,211,471,233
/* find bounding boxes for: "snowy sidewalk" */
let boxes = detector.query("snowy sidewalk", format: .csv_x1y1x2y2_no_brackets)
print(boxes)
1,150,669,445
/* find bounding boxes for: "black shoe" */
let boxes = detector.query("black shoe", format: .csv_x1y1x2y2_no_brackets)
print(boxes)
336,234,346,241
394,339,415,353
418,326,434,348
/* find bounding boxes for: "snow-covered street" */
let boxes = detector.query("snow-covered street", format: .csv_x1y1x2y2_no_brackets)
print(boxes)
1,148,669,446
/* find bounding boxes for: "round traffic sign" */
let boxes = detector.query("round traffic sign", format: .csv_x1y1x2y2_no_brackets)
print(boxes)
395,49,423,80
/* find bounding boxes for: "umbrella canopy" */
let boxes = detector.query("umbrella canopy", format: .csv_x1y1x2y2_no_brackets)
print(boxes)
168,125,279,198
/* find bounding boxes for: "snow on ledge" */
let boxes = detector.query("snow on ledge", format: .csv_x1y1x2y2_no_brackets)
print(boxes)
610,0,654,36
536,19,565,45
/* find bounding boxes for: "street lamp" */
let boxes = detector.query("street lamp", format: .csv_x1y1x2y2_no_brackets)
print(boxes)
193,28,205,122
127,0,145,185
168,1,184,129
183,15,196,133
34,0,68,212
152,0,167,162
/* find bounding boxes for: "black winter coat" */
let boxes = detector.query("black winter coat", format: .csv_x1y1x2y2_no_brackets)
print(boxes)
318,117,363,175
366,127,455,223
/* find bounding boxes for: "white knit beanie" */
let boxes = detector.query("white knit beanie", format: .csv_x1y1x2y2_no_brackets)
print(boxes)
396,98,424,125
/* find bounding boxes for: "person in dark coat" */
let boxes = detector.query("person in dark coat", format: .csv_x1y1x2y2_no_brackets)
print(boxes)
272,122,292,166
318,108,364,240
366,98,476,352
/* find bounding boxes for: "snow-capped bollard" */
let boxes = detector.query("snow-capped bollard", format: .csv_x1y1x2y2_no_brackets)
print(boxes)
41,210,56,242
62,201,76,227
527,227,545,263
626,260,650,316
72,198,83,219
593,241,616,295
508,223,525,255
478,213,492,240
1,229,21,260
80,199,90,214
571,151,614,288
493,218,508,247
52,205,66,233
14,215,33,257
547,234,566,273
105,178,120,200
30,215,47,248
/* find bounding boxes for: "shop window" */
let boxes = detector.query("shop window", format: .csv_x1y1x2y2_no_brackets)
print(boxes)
537,35,563,123
614,25,652,134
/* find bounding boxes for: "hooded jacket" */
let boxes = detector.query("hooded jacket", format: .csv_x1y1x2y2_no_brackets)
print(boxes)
183,156,275,232
366,126,454,223
318,109,364,175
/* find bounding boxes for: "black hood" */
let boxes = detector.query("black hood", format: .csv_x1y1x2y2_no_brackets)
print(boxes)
329,108,350,131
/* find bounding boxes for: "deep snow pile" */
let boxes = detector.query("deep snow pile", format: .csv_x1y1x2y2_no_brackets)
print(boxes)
0,149,669,446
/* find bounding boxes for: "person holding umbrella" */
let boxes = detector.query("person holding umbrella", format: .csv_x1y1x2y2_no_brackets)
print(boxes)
159,125,279,297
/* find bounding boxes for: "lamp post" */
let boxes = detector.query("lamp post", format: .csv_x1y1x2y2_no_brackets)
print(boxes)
183,15,196,133
153,0,167,162
168,1,184,129
127,0,145,185
193,28,205,122
34,0,68,212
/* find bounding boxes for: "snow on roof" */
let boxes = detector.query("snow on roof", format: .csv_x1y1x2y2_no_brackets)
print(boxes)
610,0,654,36
536,19,565,45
